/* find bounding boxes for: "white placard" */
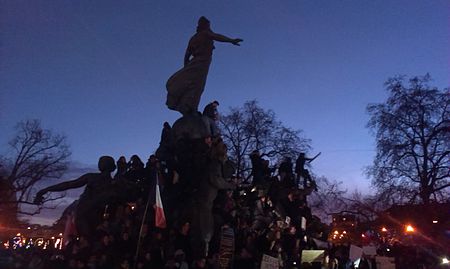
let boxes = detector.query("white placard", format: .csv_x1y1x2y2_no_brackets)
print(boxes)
260,254,279,269
349,245,363,262
375,256,395,269
362,245,377,256
301,250,324,263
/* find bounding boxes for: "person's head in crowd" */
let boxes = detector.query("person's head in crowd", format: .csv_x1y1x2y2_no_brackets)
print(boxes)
174,249,186,263
250,150,260,158
287,189,297,201
180,221,190,235
119,259,130,269
147,154,159,168
288,226,296,235
204,136,212,147
101,234,110,246
239,247,252,258
136,261,145,269
144,251,152,261
257,189,267,201
117,156,127,167
130,155,144,169
77,259,86,268
193,257,207,268
68,258,77,269
121,232,130,241
79,236,89,247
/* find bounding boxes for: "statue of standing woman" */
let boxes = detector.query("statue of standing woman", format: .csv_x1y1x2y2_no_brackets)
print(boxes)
166,16,243,115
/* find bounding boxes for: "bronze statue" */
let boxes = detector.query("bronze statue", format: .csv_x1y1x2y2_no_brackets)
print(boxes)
166,16,243,115
34,156,125,237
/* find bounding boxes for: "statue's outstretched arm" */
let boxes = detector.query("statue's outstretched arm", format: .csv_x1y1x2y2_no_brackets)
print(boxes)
208,31,243,46
34,174,90,204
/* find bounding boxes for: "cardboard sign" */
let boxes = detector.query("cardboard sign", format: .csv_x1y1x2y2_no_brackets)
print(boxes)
260,254,279,269
349,245,363,262
219,227,234,269
301,250,324,263
376,256,395,269
362,245,377,256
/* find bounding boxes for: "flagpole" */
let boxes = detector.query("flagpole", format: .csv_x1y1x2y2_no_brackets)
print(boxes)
133,172,158,269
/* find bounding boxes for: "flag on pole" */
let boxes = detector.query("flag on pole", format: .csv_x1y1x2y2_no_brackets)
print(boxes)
63,211,77,247
155,174,167,229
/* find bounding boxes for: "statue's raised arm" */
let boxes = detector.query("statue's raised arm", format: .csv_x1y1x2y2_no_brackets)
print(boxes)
34,175,90,204
34,156,116,204
166,16,243,116
34,156,117,238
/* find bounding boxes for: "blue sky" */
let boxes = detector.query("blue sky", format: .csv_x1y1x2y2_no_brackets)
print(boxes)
1,1,449,224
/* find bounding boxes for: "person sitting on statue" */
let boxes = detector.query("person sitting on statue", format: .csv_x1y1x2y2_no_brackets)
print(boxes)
202,100,220,137
203,100,219,120
166,17,243,115
114,155,128,180
192,136,237,258
155,122,176,174
34,156,118,238
124,155,145,182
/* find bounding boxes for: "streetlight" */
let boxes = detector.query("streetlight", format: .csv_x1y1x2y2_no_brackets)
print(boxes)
405,224,415,233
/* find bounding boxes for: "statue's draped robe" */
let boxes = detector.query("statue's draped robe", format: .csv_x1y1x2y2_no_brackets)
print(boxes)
166,31,214,115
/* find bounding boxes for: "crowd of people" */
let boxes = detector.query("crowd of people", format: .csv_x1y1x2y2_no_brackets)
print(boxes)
1,145,347,269
0,101,375,269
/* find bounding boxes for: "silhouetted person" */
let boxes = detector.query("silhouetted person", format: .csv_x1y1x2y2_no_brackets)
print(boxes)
250,150,264,186
295,152,320,189
202,100,220,137
192,137,236,257
166,17,242,115
114,156,128,180
155,122,175,166
279,157,295,187
160,122,172,146
125,155,145,182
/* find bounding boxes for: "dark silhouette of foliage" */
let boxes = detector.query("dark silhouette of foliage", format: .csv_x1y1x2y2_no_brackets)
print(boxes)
220,100,311,180
0,119,71,225
367,75,449,204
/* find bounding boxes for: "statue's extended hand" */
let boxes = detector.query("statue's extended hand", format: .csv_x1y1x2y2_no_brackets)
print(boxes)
232,38,243,46
34,191,45,204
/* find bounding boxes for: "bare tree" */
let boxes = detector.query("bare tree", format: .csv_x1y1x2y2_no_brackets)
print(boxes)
367,74,450,205
219,100,311,180
308,176,347,222
0,119,71,225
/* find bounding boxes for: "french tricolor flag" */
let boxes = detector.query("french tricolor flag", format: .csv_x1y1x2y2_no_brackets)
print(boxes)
155,174,167,229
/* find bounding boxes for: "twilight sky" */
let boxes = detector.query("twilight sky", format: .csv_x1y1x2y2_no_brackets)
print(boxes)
1,1,449,223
